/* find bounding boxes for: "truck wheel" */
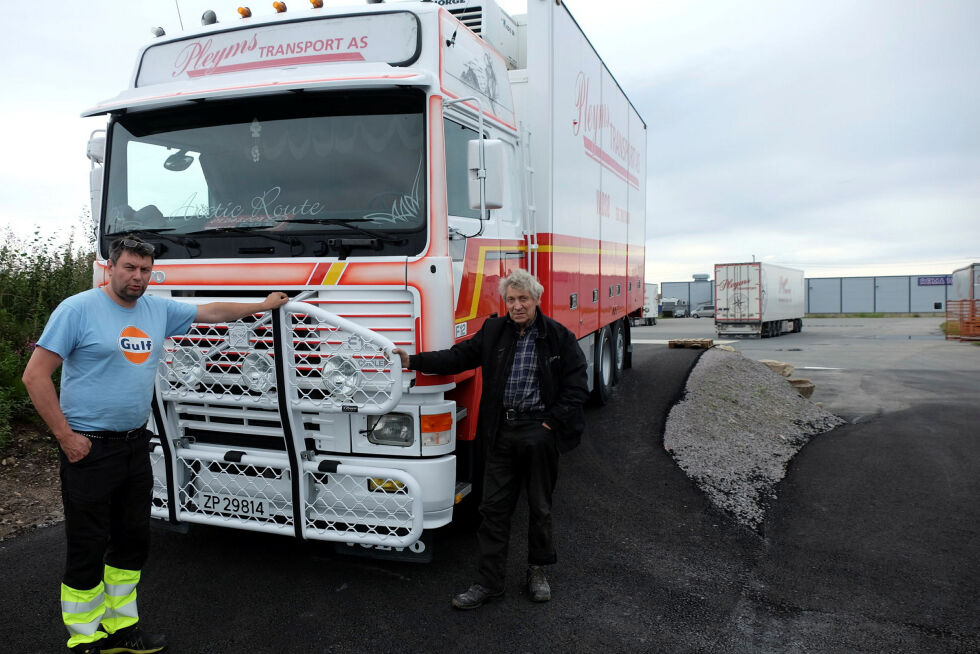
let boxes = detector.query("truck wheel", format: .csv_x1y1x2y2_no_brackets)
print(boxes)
592,326,613,405
622,318,633,370
611,320,626,383
794,319,803,333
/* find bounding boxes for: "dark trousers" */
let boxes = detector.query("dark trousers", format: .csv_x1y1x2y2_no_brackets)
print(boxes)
476,421,559,591
60,435,153,590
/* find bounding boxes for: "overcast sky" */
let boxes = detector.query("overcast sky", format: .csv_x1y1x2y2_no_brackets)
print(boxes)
1,0,977,284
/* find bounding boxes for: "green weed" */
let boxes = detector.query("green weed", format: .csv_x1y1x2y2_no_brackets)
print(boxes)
0,221,95,447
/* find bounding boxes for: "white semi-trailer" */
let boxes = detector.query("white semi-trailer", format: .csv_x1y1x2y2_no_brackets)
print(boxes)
714,262,804,338
633,283,658,326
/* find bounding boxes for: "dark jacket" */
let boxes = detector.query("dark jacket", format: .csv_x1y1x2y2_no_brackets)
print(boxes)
409,309,589,453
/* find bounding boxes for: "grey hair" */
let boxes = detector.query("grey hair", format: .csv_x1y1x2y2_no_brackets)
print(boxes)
499,268,544,301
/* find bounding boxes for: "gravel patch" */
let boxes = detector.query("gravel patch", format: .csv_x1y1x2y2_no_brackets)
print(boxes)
664,347,845,531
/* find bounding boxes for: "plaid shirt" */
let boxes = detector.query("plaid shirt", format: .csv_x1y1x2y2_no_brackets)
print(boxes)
503,322,544,412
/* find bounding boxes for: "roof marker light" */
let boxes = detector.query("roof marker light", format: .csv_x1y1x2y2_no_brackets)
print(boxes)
273,1,287,12
201,10,218,25
238,6,252,18
151,27,166,37
310,0,323,7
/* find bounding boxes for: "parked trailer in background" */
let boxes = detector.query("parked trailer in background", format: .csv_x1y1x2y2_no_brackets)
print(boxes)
82,0,645,557
661,297,686,318
946,263,980,340
714,263,804,338
632,283,658,326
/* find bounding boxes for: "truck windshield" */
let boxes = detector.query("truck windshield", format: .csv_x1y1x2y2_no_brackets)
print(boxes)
102,89,427,259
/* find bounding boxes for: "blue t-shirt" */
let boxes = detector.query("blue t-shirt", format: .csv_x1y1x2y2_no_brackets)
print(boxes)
37,288,198,432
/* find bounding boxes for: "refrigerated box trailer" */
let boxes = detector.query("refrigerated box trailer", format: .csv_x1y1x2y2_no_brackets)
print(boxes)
82,0,646,556
947,263,980,340
632,283,658,326
714,263,804,338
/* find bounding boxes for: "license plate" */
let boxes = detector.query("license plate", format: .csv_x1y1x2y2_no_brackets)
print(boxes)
200,493,268,519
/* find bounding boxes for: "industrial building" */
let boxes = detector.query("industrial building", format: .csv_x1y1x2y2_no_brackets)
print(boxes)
660,273,953,315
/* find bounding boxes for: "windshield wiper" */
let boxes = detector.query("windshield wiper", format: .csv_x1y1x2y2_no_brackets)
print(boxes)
274,217,405,244
104,228,200,257
186,225,303,254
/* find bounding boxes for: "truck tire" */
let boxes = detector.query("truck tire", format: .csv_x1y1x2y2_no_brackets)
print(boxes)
622,318,633,370
611,319,626,384
592,326,613,405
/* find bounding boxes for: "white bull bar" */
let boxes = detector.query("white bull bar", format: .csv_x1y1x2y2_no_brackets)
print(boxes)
154,300,424,546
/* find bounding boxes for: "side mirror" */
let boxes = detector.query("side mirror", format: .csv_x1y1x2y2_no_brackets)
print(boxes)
467,138,505,212
87,131,106,165
87,130,106,224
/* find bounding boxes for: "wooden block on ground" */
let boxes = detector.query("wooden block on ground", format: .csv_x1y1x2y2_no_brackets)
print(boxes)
668,338,714,349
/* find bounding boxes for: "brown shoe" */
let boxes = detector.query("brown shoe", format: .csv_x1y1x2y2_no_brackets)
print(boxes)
527,565,551,602
451,583,504,610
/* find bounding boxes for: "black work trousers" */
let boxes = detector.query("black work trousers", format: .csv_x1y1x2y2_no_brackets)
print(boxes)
476,420,559,591
59,434,153,590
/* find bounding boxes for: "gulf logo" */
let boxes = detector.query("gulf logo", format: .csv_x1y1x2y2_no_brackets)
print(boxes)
119,326,153,364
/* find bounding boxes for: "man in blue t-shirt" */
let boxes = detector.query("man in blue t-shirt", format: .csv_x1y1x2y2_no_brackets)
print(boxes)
22,235,289,654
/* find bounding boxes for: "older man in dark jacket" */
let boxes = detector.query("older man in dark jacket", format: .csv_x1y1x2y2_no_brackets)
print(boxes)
394,269,589,609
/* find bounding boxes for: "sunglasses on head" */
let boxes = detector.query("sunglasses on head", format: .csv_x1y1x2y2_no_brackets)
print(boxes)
119,238,156,255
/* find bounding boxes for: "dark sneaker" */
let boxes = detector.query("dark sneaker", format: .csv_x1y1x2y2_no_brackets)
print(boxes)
100,625,167,653
451,583,504,610
527,565,551,602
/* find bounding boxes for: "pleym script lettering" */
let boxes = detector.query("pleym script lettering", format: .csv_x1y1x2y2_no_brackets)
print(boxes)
573,72,642,174
719,279,753,291
172,34,369,77
173,36,260,77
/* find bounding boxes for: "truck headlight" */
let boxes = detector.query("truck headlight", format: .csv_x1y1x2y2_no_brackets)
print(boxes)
171,348,204,388
241,352,274,392
322,355,362,398
366,414,414,447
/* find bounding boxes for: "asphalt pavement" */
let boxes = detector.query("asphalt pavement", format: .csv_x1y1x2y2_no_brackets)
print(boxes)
1,318,978,653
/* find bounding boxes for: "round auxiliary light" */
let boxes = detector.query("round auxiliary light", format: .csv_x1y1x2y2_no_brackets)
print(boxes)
171,348,205,389
322,356,363,398
242,353,275,393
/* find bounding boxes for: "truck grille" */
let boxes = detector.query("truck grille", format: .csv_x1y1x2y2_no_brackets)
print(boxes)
157,291,412,449
158,291,412,409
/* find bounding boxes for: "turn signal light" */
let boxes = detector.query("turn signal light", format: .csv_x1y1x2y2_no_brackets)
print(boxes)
421,413,453,433
421,412,452,447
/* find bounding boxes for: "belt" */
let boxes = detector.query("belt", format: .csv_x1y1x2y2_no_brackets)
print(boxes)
502,408,545,422
75,426,148,440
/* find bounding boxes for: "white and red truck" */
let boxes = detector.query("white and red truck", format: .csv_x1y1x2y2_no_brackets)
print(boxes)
83,0,645,557
714,262,804,338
